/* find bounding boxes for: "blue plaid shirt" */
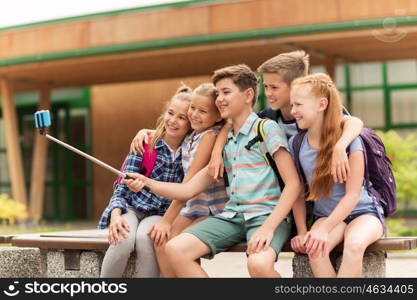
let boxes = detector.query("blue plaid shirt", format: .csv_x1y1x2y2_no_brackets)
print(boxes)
98,140,184,229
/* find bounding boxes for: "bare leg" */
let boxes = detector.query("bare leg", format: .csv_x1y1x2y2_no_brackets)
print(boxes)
308,218,346,278
165,232,211,277
247,247,279,278
156,216,193,278
337,215,383,277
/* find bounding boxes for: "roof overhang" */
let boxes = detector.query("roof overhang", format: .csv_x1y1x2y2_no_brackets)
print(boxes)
1,16,417,91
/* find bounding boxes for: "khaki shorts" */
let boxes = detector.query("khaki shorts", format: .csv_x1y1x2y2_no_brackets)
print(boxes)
184,213,292,260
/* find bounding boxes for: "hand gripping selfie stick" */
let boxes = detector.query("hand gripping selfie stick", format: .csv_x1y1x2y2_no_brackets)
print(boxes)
34,110,150,191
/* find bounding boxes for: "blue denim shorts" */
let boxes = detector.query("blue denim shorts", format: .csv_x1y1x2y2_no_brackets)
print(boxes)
314,211,379,225
342,212,379,224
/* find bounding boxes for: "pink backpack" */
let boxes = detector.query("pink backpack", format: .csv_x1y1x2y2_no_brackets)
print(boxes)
114,142,157,187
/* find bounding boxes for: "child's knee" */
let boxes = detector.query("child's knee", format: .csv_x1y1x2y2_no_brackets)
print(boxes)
308,249,332,262
165,234,203,263
136,230,151,245
108,239,135,257
165,238,184,259
247,251,274,274
343,241,366,258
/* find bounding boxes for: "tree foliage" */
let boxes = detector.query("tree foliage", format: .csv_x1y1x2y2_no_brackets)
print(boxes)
0,193,28,224
377,130,417,209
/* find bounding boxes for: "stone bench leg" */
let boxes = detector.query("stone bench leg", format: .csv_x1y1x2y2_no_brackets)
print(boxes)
292,251,386,277
0,247,45,278
46,250,138,278
47,250,104,278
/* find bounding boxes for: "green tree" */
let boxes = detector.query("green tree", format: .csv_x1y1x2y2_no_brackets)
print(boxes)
377,130,417,210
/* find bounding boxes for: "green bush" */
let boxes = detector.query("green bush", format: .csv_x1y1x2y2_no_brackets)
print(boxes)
377,130,417,210
387,218,417,237
387,218,407,236
0,193,28,224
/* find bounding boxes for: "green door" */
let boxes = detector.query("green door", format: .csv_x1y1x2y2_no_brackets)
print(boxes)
0,88,92,220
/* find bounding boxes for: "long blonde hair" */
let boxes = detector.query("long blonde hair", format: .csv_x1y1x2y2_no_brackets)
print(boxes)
149,83,192,153
292,73,344,201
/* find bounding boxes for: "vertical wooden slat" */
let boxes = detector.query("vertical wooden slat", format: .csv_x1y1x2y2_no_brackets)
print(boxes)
0,79,27,206
29,86,51,220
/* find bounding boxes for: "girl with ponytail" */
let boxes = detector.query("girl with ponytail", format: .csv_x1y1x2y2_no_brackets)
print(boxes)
98,84,192,278
289,73,384,277
126,82,228,277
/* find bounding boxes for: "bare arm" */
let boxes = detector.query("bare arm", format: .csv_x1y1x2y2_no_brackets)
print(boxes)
149,133,218,244
207,123,232,179
147,167,214,201
319,151,364,230
292,193,308,235
340,116,363,147
247,148,302,254
291,193,308,253
264,148,302,230
107,208,130,245
129,129,156,154
125,167,215,201
160,132,218,219
332,116,363,183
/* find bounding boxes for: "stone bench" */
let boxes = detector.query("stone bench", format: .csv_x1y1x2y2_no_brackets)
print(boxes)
1,230,416,278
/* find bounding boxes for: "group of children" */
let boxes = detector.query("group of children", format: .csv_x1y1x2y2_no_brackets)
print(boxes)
98,50,385,278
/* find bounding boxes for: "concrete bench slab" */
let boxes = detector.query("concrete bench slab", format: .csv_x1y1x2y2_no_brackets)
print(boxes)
0,247,45,278
3,229,417,278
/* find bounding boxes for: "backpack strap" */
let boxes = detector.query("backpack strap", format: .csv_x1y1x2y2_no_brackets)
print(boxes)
245,119,285,191
292,130,314,228
140,142,157,177
223,166,229,187
292,130,308,196
357,131,374,193
258,119,285,191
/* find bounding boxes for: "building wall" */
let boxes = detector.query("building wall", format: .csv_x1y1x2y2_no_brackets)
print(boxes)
2,0,416,59
91,75,210,219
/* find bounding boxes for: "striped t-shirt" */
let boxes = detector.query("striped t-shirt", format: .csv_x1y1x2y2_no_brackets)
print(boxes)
180,126,228,220
219,112,289,220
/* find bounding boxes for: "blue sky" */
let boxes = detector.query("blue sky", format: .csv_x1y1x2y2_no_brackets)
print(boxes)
0,0,185,27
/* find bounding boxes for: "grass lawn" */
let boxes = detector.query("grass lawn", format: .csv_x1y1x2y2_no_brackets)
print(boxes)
0,220,96,235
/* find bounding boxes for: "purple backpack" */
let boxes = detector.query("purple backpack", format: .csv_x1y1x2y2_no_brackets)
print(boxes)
292,128,396,217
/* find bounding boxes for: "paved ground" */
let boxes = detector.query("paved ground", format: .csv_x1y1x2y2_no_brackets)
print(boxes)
201,252,417,277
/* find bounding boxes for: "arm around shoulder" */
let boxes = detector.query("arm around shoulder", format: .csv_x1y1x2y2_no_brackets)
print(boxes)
261,148,302,230
130,128,156,154
332,116,364,183
340,115,363,148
